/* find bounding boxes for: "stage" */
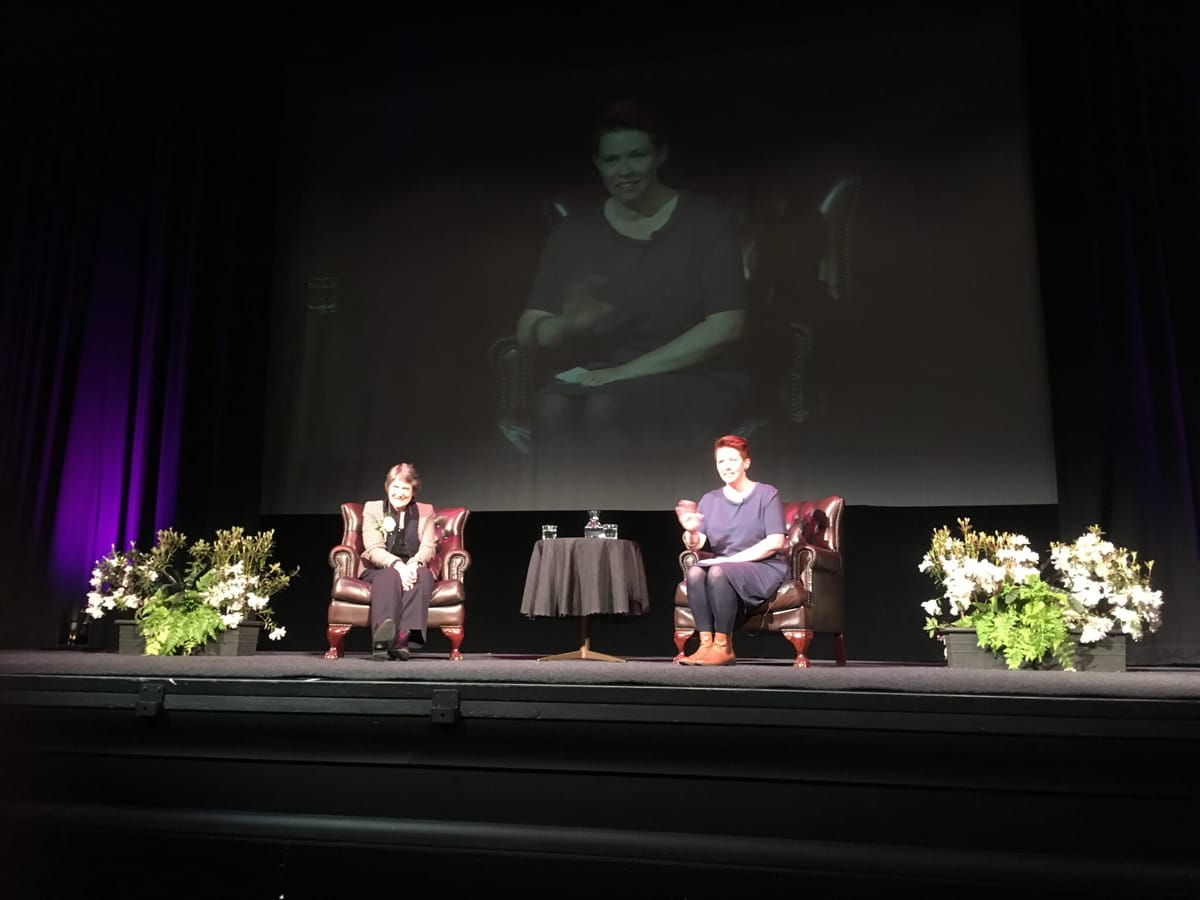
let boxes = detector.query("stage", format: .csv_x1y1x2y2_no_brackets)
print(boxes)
2,649,1199,898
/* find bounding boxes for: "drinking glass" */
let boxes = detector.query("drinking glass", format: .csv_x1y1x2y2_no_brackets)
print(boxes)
541,524,558,540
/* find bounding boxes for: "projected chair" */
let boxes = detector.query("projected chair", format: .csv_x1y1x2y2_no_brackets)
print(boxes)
818,174,862,304
325,502,471,660
672,495,846,667
490,177,862,449
736,173,863,431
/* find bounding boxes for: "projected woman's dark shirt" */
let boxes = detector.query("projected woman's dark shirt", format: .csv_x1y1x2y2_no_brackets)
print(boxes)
526,190,746,369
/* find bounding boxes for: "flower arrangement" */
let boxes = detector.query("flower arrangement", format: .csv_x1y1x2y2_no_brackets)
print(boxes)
919,518,1163,670
1049,525,1164,644
85,526,297,656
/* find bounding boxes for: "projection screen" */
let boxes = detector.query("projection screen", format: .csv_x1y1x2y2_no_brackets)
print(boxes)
261,8,1056,513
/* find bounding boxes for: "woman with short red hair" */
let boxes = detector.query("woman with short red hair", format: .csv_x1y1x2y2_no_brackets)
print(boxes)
675,435,788,666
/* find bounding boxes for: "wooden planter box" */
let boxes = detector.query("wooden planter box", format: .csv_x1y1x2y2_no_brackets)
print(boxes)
114,619,145,655
202,621,263,656
939,627,1127,672
114,619,262,656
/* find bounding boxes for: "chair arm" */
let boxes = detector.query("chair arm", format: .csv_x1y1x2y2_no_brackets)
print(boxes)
808,544,843,575
678,549,715,573
491,336,534,453
788,322,815,424
490,337,530,419
437,548,472,582
791,544,842,581
329,544,360,579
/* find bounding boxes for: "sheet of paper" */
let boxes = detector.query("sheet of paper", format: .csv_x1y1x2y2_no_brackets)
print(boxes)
554,366,589,384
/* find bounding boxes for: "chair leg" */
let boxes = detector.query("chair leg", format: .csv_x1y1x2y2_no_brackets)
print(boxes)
781,629,814,667
672,629,693,663
834,633,847,666
325,624,351,660
441,625,464,661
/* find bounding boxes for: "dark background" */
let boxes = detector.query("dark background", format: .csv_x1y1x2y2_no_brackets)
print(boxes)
1,1,1197,665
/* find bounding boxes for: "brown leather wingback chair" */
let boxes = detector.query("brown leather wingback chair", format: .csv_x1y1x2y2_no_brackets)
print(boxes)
672,495,846,667
326,502,471,660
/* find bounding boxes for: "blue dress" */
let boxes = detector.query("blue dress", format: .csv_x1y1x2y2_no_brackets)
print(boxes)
696,482,789,604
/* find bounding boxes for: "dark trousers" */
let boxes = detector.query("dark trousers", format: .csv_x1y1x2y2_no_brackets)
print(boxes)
362,565,434,639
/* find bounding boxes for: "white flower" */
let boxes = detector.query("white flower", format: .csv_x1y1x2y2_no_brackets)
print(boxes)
1050,526,1163,643
268,627,287,641
221,613,243,627
1078,621,1110,644
381,515,397,533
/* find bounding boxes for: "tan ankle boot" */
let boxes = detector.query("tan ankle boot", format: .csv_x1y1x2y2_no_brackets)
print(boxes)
697,633,736,666
679,632,714,665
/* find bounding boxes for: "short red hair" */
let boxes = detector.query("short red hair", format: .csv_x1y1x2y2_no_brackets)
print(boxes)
713,434,750,459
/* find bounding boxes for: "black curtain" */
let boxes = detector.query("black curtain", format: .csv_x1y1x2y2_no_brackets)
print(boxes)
0,20,279,646
1025,0,1200,663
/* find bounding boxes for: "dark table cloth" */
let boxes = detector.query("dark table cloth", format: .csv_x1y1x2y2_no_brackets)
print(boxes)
520,537,650,618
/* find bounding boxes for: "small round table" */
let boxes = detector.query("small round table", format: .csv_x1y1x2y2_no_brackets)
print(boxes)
520,537,650,662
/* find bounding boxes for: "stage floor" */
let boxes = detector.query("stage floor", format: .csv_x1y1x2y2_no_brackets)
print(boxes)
2,648,1200,700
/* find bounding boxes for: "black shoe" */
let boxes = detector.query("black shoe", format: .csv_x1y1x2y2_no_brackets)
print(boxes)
372,619,397,660
387,645,411,661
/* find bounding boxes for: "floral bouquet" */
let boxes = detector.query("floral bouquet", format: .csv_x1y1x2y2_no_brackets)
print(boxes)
1049,525,1164,644
86,526,296,655
919,518,1164,670
919,518,1074,669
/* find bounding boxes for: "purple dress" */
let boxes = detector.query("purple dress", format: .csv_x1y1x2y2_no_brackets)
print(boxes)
696,482,789,604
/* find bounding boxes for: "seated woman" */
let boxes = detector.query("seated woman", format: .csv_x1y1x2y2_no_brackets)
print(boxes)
675,434,788,666
360,463,438,660
511,98,748,455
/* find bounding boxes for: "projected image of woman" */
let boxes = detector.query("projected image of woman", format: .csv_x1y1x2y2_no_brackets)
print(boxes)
512,98,749,453
675,434,787,666
360,463,437,661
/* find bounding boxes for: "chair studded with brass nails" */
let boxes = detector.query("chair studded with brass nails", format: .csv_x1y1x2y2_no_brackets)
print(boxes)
326,502,471,660
672,495,846,667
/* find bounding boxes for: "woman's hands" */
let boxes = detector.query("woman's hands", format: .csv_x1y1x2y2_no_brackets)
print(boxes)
392,558,419,590
516,289,617,350
676,499,705,549
675,499,703,531
577,365,629,387
561,290,616,335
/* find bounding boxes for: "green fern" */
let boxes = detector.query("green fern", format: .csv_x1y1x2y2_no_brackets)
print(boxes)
965,576,1075,670
136,590,224,656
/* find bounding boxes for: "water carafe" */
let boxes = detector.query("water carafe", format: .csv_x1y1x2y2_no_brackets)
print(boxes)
584,510,605,538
